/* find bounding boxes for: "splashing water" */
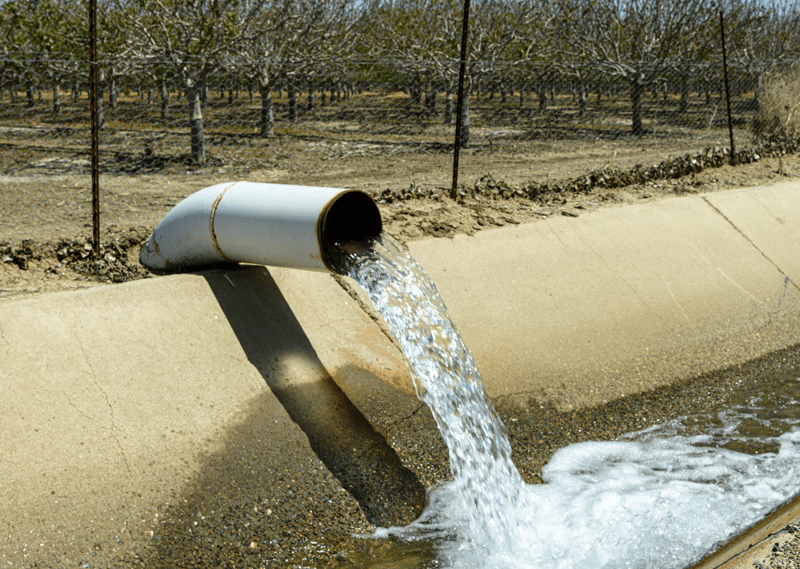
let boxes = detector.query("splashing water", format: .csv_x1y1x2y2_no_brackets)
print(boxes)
333,234,800,568
334,234,525,545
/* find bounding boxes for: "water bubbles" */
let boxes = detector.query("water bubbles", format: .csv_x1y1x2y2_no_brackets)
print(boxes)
336,234,800,569
386,428,800,569
335,234,524,544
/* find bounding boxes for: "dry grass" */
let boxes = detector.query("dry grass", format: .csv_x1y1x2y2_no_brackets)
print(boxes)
752,63,800,140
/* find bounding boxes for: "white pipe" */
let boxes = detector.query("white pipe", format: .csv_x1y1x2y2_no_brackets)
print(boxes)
139,182,382,273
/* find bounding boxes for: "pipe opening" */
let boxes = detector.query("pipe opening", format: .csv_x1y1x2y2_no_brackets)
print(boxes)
321,190,382,272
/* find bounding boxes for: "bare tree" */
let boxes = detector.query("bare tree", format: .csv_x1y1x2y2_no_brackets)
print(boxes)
231,0,360,138
555,0,715,134
726,0,800,112
116,0,263,164
359,0,462,122
363,0,549,145
0,0,84,114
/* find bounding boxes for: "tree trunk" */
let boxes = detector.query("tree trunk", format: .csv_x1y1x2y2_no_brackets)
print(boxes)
537,84,547,111
411,79,422,106
97,71,105,130
73,81,80,104
679,73,689,114
26,80,34,107
109,76,117,110
444,90,453,125
52,82,60,116
188,82,205,165
459,90,470,148
631,78,643,135
306,83,314,112
160,81,169,121
259,84,274,137
753,72,762,112
97,89,105,129
288,86,297,121
578,81,587,117
425,85,438,116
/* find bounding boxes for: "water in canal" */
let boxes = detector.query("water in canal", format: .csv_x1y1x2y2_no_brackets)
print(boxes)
333,234,800,569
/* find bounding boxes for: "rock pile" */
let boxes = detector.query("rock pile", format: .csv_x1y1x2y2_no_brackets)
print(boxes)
1,226,152,283
374,134,800,204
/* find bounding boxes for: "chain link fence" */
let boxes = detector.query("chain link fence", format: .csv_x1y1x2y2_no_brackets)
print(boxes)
0,54,780,244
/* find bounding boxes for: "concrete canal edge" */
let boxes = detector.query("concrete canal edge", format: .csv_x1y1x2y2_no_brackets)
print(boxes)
2,181,800,566
690,492,800,569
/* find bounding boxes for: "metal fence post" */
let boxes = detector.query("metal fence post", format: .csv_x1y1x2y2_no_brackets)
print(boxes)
451,0,471,199
720,9,736,166
89,0,100,259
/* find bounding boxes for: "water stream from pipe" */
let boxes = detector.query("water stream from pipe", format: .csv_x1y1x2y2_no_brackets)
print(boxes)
334,233,525,547
333,234,800,569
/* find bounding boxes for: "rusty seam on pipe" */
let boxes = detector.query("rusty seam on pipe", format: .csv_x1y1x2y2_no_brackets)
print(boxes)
316,192,341,271
209,182,238,262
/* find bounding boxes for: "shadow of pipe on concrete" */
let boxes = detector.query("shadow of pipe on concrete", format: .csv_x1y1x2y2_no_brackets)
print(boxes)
137,388,376,568
202,265,426,527
133,265,429,567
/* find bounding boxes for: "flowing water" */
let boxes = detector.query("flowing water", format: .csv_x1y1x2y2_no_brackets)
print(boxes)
334,233,525,547
333,234,800,569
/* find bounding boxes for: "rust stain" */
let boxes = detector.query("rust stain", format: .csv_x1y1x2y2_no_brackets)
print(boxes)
354,328,399,360
317,190,342,271
209,182,238,262
340,348,415,395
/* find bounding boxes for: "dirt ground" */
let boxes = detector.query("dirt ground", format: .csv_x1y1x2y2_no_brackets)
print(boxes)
1,136,799,298
3,112,800,567
0,82,774,297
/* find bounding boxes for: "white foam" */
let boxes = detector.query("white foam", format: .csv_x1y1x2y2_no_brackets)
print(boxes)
381,429,800,569
337,235,800,568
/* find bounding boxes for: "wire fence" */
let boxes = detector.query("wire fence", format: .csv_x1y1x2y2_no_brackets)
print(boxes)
0,56,775,244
